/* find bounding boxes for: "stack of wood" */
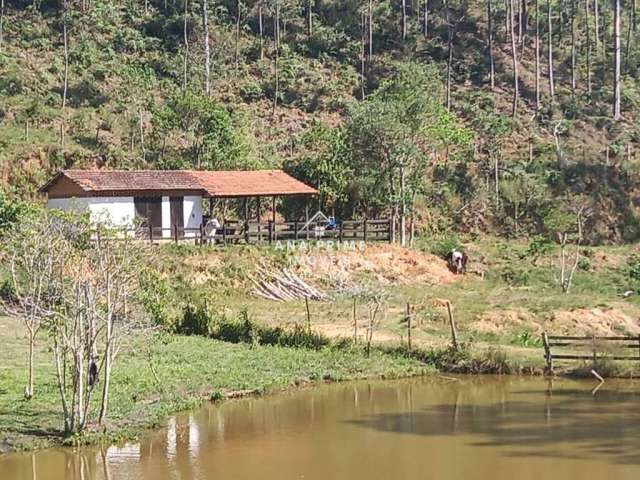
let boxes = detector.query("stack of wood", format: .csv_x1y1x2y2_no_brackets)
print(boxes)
251,268,328,301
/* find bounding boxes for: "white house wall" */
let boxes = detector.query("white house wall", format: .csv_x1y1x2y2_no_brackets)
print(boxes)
47,197,136,228
161,196,171,238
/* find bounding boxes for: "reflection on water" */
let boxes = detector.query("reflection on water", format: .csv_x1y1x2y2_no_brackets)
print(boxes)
2,376,640,480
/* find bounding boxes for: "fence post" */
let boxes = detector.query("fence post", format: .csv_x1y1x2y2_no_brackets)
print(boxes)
222,222,227,245
339,221,344,243
174,224,178,244
406,303,412,350
200,224,205,246
542,332,553,374
363,217,368,242
268,220,273,245
294,220,299,241
446,301,458,351
244,220,250,243
148,224,153,244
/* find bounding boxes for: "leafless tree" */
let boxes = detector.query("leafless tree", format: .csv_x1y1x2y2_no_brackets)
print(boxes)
235,1,243,72
509,0,519,116
535,0,541,109
488,0,495,89
2,214,70,399
307,0,313,37
61,1,70,146
0,0,5,53
586,0,593,94
613,0,622,120
273,0,280,114
183,0,189,91
401,0,408,42
547,0,555,100
424,0,429,36
258,1,264,60
571,0,576,95
203,0,211,94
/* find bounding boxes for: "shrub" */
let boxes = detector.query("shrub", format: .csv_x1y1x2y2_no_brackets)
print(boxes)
500,265,530,286
628,255,640,282
176,303,216,336
424,233,461,259
211,308,330,350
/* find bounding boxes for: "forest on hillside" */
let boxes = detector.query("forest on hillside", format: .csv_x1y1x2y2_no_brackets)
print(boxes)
2,0,640,243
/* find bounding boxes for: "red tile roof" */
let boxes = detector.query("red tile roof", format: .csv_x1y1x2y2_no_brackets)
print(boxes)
41,169,318,198
197,170,318,197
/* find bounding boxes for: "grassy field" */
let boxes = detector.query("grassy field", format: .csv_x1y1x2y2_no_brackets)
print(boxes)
2,237,640,453
155,238,640,360
0,315,430,452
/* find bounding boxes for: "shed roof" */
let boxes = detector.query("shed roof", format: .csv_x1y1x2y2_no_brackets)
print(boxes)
41,169,317,198
197,170,318,197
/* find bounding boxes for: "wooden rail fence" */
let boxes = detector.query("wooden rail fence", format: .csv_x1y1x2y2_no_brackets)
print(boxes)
107,218,392,245
542,332,640,373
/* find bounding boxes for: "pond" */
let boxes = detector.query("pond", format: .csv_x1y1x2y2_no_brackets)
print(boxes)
2,376,640,479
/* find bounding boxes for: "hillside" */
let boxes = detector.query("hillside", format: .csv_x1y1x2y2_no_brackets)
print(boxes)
2,0,640,242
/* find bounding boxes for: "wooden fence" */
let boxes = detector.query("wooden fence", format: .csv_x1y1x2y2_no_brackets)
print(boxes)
122,218,392,245
542,332,640,372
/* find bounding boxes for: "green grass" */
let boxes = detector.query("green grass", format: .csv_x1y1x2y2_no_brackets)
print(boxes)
0,316,430,452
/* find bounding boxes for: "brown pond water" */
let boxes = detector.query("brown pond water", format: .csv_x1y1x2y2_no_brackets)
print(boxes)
2,376,640,480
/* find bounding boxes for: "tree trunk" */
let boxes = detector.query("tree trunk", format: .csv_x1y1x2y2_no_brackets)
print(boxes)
494,152,500,207
307,0,313,38
0,0,5,53
203,0,210,94
61,2,69,147
625,0,634,70
571,0,576,95
446,3,453,111
424,0,429,36
361,11,366,100
488,0,495,89
183,0,188,91
510,0,519,116
548,0,555,100
594,0,601,52
258,3,264,60
368,0,373,64
98,311,113,425
273,0,280,114
613,0,622,120
535,0,541,109
586,0,592,94
402,0,407,42
399,165,406,247
25,331,35,400
235,1,242,72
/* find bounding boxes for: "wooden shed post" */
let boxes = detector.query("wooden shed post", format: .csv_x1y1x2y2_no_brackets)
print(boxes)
243,198,249,243
305,197,310,240
257,196,262,243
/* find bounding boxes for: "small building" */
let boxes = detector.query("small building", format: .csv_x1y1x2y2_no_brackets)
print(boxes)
41,169,318,238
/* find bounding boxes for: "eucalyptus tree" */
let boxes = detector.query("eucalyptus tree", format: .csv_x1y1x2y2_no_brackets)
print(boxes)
203,0,211,94
613,0,621,119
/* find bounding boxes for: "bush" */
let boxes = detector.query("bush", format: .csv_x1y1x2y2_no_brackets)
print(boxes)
500,265,530,287
424,233,461,259
209,308,330,350
175,303,216,336
628,255,640,282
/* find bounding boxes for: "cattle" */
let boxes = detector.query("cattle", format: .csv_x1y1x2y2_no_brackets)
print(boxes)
446,249,468,275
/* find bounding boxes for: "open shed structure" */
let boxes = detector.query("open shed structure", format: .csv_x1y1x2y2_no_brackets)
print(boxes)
41,169,391,243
